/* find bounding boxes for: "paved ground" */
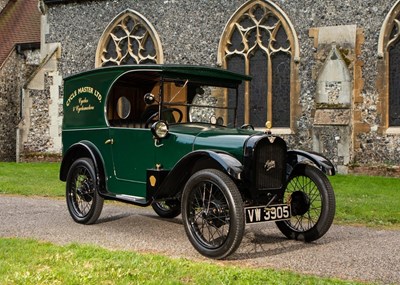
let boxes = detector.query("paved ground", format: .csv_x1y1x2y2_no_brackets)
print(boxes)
0,195,399,284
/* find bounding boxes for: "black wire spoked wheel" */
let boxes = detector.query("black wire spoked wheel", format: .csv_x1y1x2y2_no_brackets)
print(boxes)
276,164,335,242
66,158,104,224
181,169,244,259
151,200,181,218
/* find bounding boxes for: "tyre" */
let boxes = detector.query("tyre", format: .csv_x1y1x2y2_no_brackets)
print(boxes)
151,200,181,218
181,169,244,259
276,164,336,242
66,158,104,224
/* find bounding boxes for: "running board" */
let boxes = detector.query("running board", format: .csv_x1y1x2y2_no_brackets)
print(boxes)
100,193,150,207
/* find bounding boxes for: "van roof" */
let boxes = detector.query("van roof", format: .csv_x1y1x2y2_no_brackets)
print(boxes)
64,64,251,88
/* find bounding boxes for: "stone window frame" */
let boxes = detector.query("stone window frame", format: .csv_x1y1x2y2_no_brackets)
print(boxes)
217,0,300,133
95,9,163,68
378,0,400,134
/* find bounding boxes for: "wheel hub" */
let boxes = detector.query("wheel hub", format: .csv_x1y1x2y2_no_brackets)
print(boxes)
201,200,226,228
77,179,93,202
290,191,310,216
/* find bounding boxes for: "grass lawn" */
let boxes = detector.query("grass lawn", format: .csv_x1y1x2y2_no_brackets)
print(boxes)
0,238,367,285
0,162,64,196
330,174,400,228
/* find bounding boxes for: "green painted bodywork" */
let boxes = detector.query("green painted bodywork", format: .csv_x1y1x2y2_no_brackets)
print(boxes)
62,65,253,200
156,124,257,169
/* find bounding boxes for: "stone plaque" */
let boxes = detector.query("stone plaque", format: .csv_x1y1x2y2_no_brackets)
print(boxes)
314,109,350,125
316,45,352,105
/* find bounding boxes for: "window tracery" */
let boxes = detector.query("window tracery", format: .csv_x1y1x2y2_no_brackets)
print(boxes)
95,9,163,67
218,0,299,128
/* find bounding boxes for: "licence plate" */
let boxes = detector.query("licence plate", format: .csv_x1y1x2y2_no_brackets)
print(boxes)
245,204,291,224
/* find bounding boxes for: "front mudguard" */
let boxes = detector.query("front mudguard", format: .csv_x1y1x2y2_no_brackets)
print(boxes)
153,150,243,199
287,150,336,177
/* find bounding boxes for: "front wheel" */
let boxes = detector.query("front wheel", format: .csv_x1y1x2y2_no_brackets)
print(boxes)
276,165,335,242
66,158,104,224
181,169,245,259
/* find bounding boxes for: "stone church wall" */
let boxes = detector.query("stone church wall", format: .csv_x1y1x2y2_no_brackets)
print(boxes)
19,50,62,161
0,52,19,161
38,0,400,169
21,78,52,157
0,50,39,161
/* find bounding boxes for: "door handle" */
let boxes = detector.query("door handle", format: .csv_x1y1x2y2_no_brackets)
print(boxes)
105,139,114,145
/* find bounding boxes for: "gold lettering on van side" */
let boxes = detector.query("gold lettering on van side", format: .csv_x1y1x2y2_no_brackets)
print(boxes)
71,97,95,113
77,86,93,94
66,90,77,107
66,86,102,107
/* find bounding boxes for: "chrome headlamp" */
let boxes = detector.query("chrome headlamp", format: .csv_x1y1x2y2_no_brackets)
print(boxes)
151,121,169,139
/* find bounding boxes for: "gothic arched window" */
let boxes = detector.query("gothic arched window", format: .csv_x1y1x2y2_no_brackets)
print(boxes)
378,1,400,129
95,9,163,67
218,0,299,129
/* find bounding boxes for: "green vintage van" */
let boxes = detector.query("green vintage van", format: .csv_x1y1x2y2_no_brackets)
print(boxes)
60,64,336,259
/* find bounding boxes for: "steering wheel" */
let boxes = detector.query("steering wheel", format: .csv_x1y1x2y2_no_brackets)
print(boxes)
240,124,254,130
145,108,183,128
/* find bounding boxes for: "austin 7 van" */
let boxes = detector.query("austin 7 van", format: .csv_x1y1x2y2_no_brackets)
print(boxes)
60,64,336,259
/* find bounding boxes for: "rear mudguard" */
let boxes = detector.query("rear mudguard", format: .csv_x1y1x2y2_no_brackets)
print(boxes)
153,150,243,199
287,150,336,177
59,141,105,182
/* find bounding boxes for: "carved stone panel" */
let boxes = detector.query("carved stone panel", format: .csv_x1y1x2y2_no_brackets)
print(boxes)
316,45,352,107
314,109,351,125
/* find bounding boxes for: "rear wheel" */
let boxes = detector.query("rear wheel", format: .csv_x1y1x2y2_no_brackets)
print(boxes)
66,158,104,224
151,200,181,218
276,165,335,242
181,169,244,259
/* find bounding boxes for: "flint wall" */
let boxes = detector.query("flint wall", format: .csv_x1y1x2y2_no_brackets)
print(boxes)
22,0,400,170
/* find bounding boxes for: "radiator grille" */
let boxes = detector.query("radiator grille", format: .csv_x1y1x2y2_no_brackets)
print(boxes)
254,138,286,190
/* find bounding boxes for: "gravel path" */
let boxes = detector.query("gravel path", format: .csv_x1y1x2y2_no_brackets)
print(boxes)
0,195,399,284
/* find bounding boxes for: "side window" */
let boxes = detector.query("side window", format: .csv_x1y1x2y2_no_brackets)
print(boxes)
116,97,131,119
162,81,188,123
107,84,151,128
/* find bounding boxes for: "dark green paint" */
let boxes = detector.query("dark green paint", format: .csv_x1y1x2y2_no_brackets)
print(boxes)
62,65,252,200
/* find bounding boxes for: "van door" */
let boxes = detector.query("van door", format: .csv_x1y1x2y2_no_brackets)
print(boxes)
105,84,156,200
108,127,155,199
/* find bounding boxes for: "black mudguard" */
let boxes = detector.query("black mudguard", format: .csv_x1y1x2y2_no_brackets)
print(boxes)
153,150,243,199
59,140,105,182
287,149,336,177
